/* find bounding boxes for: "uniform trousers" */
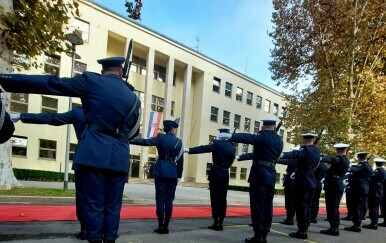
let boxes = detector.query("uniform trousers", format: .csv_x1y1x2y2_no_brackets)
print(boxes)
155,176,178,218
249,183,275,235
295,187,315,230
284,179,295,220
325,189,344,228
209,180,229,220
77,165,128,241
368,195,382,225
311,188,322,221
352,193,368,227
74,171,86,231
345,188,354,217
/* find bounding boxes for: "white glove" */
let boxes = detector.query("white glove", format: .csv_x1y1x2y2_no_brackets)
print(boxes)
184,148,189,153
218,132,232,140
290,172,295,180
177,178,181,184
320,178,325,184
10,113,21,123
236,155,240,161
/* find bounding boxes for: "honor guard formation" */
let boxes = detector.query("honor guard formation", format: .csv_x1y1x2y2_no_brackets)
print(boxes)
1,57,386,243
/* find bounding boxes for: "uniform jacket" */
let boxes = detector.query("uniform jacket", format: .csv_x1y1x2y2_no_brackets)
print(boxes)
314,162,328,189
349,161,373,195
20,107,85,140
281,145,320,189
0,72,140,173
230,130,283,186
188,139,236,183
369,167,386,198
130,133,183,178
322,155,350,192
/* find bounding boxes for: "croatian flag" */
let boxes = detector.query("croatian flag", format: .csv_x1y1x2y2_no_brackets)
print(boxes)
147,111,162,138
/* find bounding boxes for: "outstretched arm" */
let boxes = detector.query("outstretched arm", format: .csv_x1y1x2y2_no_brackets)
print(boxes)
130,136,160,146
238,153,253,161
188,144,213,154
20,111,74,126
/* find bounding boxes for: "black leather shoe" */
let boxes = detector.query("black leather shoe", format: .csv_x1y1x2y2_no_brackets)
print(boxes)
320,228,339,236
103,240,115,243
344,226,361,232
362,224,377,230
218,224,224,231
289,231,307,239
311,219,317,224
341,216,353,221
280,219,294,225
75,231,86,240
378,222,386,227
245,236,263,243
208,224,221,231
248,222,253,227
154,227,163,234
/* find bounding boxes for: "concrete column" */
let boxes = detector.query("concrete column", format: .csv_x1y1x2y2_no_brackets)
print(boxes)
139,48,155,179
180,64,192,181
163,56,174,121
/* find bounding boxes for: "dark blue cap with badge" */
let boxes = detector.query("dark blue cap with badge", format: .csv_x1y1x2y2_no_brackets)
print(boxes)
97,57,125,69
163,120,179,128
218,128,230,133
0,100,15,144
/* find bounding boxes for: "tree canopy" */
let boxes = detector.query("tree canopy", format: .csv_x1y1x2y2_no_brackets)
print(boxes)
270,0,386,156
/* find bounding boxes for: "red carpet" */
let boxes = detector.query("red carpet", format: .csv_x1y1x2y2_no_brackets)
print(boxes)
0,205,345,222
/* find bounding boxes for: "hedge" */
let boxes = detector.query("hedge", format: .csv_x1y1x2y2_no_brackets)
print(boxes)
13,168,75,182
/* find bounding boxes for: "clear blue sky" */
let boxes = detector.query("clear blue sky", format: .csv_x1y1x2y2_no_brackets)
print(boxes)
92,0,277,90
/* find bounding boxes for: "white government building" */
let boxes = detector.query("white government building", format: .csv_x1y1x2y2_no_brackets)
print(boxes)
10,0,293,187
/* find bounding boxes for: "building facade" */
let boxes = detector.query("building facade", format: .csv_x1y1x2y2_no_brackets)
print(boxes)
10,0,292,187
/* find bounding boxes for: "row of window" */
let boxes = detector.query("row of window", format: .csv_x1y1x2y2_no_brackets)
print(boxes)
11,136,76,160
212,77,286,117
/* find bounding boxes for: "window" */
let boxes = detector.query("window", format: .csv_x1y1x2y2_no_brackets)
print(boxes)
286,132,292,143
11,136,27,157
247,92,253,106
131,55,146,75
44,55,60,75
74,61,87,76
223,110,230,126
256,95,262,109
171,101,175,117
273,103,279,116
236,87,243,102
206,163,213,176
73,19,90,43
10,93,28,113
254,121,260,133
244,118,251,132
240,168,247,180
242,144,249,154
154,64,166,82
230,167,237,179
209,135,216,144
210,106,219,122
264,100,271,113
225,82,232,97
281,107,287,118
234,114,241,129
213,77,220,93
151,95,164,112
134,91,145,109
173,72,177,86
39,139,57,159
69,143,77,161
41,96,58,113
279,129,284,140
276,173,281,183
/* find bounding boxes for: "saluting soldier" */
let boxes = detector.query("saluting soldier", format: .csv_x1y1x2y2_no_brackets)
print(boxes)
362,158,386,229
10,106,88,239
281,133,320,240
0,99,15,144
319,143,350,236
185,128,236,231
310,161,328,224
344,152,373,233
130,120,184,235
0,57,141,243
218,118,283,243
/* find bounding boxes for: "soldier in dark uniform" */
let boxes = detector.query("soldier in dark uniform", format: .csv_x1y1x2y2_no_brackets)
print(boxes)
0,57,141,243
310,161,328,223
319,143,350,236
342,163,357,221
0,99,15,144
380,176,386,227
130,120,183,235
218,118,283,243
362,158,386,229
10,107,87,239
344,152,373,233
281,133,320,240
185,128,236,231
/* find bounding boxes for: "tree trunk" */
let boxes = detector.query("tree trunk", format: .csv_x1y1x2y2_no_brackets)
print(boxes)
0,0,23,189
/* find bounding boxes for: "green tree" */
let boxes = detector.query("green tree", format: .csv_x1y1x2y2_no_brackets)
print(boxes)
270,0,386,155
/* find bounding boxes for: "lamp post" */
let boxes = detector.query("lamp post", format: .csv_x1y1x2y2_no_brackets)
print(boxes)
63,33,83,190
